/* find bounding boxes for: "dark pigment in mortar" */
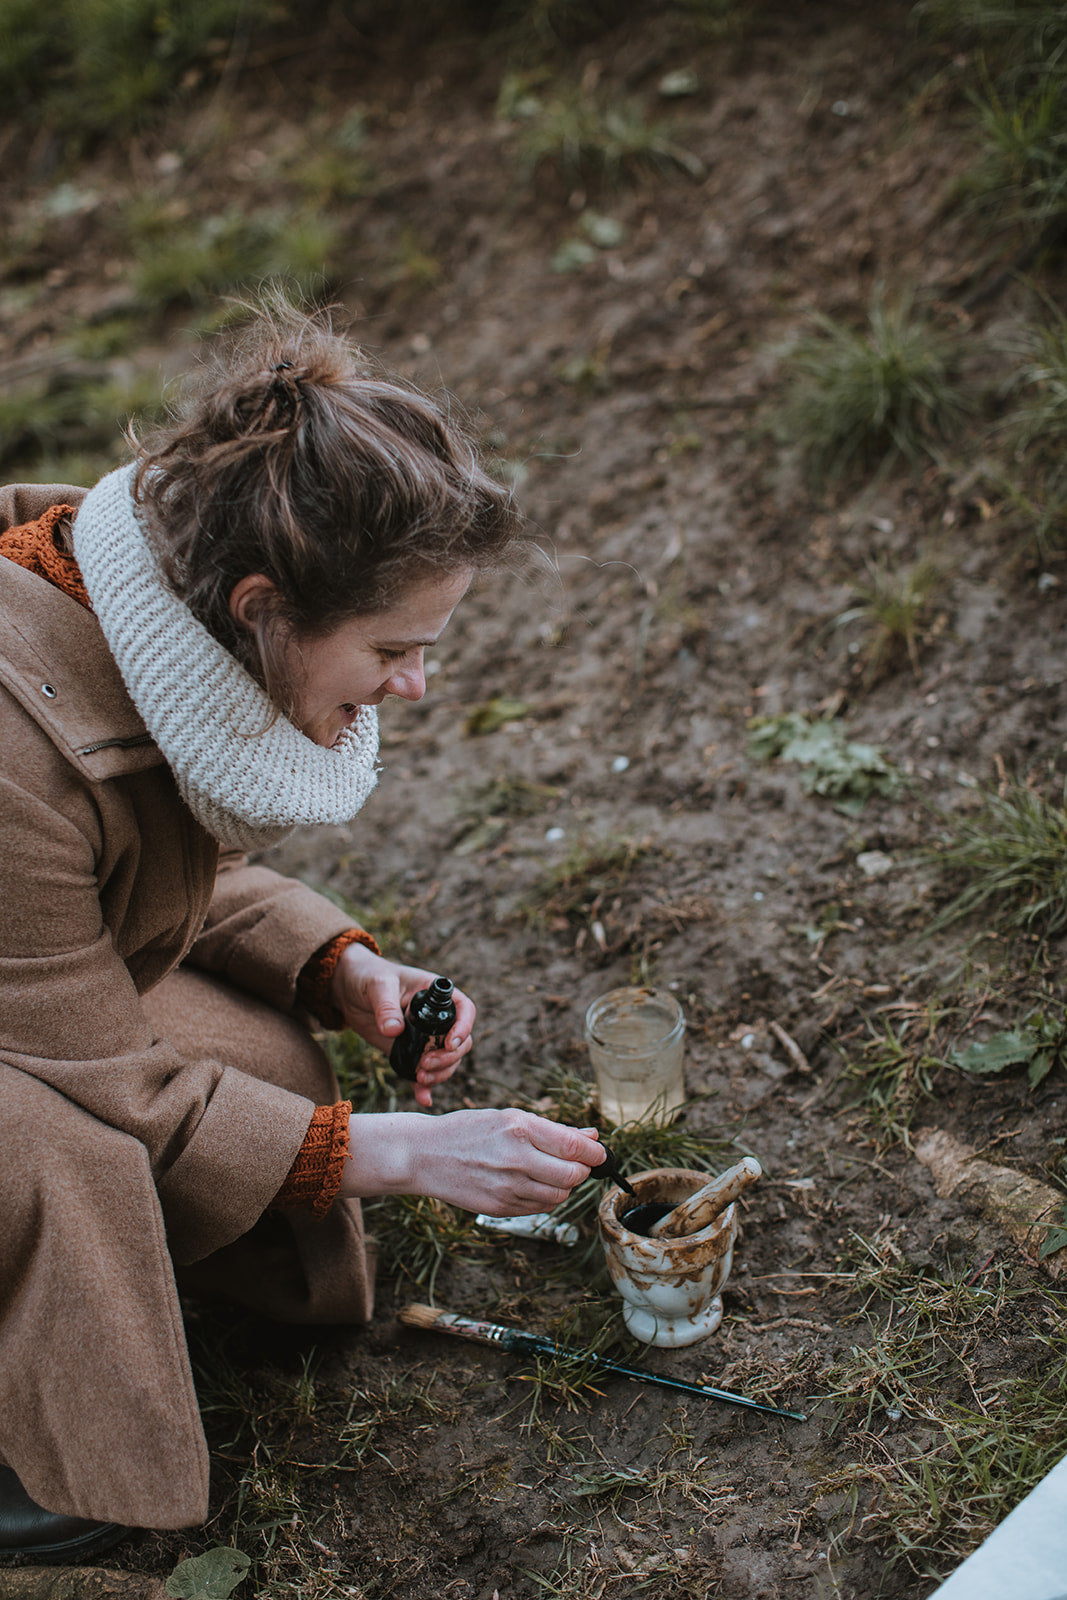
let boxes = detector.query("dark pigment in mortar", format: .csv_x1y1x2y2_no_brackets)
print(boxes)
620,1201,674,1235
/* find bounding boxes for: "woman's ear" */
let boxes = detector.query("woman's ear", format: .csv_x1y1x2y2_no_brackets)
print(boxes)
228,573,279,632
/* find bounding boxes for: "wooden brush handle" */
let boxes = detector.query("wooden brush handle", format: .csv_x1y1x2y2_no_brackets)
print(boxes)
649,1156,762,1239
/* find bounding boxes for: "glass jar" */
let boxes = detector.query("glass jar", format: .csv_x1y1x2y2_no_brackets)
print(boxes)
584,987,686,1126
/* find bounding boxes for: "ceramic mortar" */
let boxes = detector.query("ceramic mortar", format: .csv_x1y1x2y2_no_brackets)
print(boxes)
597,1167,740,1347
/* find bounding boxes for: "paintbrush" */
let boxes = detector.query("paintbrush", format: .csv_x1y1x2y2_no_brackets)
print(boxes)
399,1304,806,1422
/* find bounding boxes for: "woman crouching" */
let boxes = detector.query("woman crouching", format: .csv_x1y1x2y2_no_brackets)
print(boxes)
0,300,605,1558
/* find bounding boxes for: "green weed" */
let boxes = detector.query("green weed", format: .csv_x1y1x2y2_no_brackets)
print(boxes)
340,1371,452,1465
384,228,442,295
184,1309,459,1595
70,313,151,362
834,554,945,684
464,696,530,735
556,347,612,394
0,0,271,136
308,883,418,959
970,75,1067,236
917,0,1067,63
317,1029,400,1111
496,0,621,51
748,713,899,815
127,205,339,309
926,778,1067,939
1000,304,1067,546
461,774,559,822
777,293,971,483
451,774,559,852
918,1,1067,239
513,80,704,186
510,1319,622,1430
842,1018,941,1148
282,110,373,206
548,1103,733,1226
950,1005,1067,1087
362,1192,480,1299
166,1549,249,1599
0,366,164,475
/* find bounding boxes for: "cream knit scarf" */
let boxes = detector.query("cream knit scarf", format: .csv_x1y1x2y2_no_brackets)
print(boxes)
73,464,379,852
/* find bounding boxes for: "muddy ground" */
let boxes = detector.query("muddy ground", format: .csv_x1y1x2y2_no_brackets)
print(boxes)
3,3,1067,1598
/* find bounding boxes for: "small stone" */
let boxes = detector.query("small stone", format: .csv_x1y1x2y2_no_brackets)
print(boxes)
658,68,700,98
582,212,626,249
612,755,630,772
856,850,894,879
551,238,597,273
545,826,565,842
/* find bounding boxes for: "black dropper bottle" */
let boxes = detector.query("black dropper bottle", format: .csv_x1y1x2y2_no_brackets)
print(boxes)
390,977,457,1082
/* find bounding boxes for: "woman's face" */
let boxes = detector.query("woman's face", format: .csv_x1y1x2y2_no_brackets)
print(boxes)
230,569,472,748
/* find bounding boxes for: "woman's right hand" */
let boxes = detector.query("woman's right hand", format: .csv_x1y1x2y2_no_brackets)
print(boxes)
340,1108,606,1216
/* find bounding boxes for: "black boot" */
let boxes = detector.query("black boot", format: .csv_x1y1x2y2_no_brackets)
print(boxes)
0,1466,130,1563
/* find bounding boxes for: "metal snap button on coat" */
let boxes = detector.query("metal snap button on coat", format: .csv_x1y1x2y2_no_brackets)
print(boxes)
40,683,57,698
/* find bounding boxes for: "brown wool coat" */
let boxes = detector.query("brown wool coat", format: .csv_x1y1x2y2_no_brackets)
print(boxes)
0,484,374,1530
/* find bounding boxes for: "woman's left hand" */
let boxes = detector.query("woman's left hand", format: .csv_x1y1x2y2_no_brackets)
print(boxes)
331,942,475,1108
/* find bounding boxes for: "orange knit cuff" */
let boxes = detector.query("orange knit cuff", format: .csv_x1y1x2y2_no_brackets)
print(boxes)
297,927,382,1026
273,1100,352,1216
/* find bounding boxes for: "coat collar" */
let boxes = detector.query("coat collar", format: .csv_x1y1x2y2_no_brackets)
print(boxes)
0,556,164,782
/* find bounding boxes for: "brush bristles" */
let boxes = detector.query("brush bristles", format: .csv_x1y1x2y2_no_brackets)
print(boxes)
399,1303,441,1329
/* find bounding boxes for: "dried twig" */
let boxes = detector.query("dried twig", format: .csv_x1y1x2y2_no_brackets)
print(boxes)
769,1020,811,1074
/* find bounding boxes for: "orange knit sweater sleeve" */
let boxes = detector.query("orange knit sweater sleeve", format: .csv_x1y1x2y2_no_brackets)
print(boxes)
274,1101,352,1216
274,927,381,1213
296,926,381,1027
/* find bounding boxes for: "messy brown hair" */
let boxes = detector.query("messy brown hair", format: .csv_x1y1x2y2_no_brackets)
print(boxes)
132,293,519,713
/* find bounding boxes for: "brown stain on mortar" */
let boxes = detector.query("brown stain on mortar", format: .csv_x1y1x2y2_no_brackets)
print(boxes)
599,1167,740,1323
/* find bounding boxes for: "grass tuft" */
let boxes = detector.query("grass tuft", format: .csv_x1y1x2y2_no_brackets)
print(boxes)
841,1018,941,1148
970,74,1067,236
128,205,339,308
317,1028,400,1112
834,553,946,683
362,1193,480,1300
0,364,165,476
918,0,1067,239
512,80,704,186
0,0,271,137
926,778,1067,939
777,292,971,483
1000,303,1067,546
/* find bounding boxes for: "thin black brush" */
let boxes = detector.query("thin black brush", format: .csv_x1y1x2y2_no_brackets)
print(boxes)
399,1304,806,1422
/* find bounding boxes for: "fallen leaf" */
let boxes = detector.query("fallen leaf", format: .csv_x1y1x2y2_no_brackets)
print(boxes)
166,1547,251,1600
464,697,530,736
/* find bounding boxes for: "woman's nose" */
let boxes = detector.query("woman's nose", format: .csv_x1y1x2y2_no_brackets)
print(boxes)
387,650,426,701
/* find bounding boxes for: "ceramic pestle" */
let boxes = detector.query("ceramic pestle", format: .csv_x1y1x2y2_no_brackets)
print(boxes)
645,1156,762,1239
